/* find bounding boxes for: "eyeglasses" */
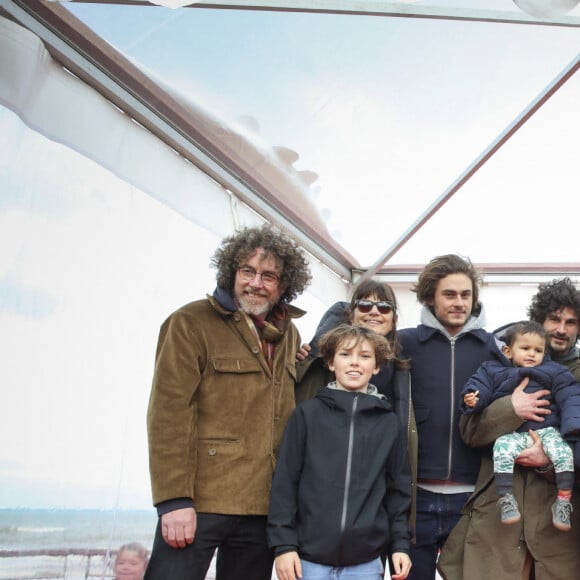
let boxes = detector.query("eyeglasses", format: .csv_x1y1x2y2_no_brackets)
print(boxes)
355,299,394,314
238,266,280,287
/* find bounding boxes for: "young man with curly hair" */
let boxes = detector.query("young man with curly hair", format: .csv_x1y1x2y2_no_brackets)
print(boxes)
145,224,311,580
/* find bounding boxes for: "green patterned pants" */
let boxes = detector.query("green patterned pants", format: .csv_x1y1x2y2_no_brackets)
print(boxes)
494,426,574,474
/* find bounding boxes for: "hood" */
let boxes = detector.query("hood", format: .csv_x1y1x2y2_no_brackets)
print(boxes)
325,381,386,400
492,320,577,365
316,383,392,413
420,301,487,340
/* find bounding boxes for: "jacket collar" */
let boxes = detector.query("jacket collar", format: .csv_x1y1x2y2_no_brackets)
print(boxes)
494,321,579,365
552,345,580,365
326,381,386,400
317,383,392,412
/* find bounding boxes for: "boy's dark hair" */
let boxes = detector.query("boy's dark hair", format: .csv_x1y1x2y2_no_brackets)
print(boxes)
504,320,547,348
211,224,311,303
527,278,580,342
318,323,392,367
413,254,482,310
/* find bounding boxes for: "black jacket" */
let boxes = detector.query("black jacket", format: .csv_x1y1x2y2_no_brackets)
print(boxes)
267,386,412,567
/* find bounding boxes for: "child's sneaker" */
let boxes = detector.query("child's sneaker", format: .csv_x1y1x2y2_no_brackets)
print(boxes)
552,498,573,532
498,492,521,525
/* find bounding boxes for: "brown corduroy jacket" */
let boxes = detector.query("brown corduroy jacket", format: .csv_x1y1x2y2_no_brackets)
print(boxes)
147,295,303,515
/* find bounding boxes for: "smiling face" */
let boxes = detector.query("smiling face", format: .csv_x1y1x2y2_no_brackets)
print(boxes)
429,273,474,336
114,549,147,580
233,248,284,319
542,306,579,355
350,293,396,337
328,338,379,392
503,332,546,368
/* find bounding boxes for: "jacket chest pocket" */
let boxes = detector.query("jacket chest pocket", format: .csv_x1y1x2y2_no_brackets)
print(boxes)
203,358,265,402
211,357,262,374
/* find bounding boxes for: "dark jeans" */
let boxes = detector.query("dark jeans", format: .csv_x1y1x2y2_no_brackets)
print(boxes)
407,488,471,580
144,513,273,580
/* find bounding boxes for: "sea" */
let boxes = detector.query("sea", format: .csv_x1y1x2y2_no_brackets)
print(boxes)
0,509,261,580
0,508,156,580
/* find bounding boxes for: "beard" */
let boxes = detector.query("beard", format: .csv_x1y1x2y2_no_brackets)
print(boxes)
548,334,571,353
236,292,273,318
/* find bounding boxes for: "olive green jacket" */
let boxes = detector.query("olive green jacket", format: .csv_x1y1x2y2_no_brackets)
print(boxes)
438,395,580,580
147,295,303,515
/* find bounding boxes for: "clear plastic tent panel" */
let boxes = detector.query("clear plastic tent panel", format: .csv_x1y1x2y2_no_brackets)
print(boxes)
0,104,212,576
64,0,580,267
0,1,579,578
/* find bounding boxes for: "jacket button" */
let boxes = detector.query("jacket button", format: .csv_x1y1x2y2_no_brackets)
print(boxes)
208,448,217,456
252,346,260,354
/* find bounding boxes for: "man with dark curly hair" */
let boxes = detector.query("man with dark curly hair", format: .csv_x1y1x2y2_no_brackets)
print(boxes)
528,277,580,375
438,277,580,580
144,224,311,580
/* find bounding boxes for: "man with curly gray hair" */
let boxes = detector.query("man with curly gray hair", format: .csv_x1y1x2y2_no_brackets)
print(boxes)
145,224,311,580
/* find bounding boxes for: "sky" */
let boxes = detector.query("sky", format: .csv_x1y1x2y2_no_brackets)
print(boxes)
1,2,579,512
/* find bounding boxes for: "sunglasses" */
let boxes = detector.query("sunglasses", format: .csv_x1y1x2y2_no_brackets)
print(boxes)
355,299,394,314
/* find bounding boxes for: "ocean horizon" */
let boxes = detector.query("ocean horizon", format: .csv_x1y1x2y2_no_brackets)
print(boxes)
0,508,157,579
0,508,157,553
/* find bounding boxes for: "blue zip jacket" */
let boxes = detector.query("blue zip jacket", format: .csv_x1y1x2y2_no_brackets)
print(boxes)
267,385,412,566
398,304,494,483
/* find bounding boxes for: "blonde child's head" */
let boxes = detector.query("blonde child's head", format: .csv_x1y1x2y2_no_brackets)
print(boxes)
114,542,149,580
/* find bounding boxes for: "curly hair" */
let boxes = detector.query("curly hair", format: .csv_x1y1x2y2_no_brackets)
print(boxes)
318,323,393,368
348,279,409,369
413,254,482,309
210,224,311,303
527,277,580,335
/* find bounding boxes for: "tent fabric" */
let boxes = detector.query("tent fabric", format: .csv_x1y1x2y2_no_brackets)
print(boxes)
0,14,347,302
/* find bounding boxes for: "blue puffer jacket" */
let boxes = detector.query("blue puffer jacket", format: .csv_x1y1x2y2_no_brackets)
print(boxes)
461,330,580,438
398,304,494,484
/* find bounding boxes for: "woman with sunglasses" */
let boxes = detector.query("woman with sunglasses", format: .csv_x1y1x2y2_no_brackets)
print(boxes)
295,279,417,539
296,280,407,400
